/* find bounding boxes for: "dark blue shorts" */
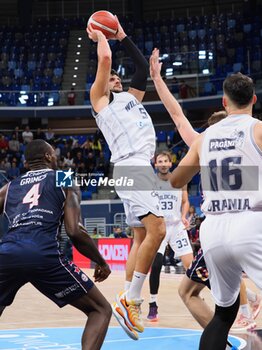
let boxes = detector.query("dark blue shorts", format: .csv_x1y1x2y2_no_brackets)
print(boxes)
0,235,94,307
186,248,210,288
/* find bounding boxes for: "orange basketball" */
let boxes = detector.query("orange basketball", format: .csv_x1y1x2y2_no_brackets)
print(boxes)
87,10,118,39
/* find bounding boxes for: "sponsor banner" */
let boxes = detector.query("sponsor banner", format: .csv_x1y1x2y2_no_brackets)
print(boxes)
73,238,132,268
98,238,132,263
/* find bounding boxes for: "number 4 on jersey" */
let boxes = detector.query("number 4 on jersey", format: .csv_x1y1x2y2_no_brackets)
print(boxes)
23,183,41,209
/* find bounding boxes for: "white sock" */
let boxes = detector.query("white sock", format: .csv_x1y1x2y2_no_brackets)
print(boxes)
149,294,158,304
246,288,257,302
124,281,131,291
240,304,251,318
127,271,147,301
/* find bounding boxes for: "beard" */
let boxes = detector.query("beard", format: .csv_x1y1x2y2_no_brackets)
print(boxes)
111,85,123,93
158,169,169,175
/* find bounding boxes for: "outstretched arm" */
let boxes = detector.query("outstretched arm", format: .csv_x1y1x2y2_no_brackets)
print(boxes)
115,17,149,102
150,48,199,147
87,27,112,113
64,187,110,282
170,136,201,188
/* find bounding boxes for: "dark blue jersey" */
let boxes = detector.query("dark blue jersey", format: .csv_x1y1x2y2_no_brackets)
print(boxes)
0,168,95,307
4,169,65,242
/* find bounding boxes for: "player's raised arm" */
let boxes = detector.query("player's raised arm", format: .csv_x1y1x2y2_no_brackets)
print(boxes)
150,48,198,147
64,186,110,281
170,136,201,188
87,27,112,113
114,17,149,102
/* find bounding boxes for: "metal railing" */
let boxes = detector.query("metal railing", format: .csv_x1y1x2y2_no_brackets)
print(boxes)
85,223,129,238
0,48,261,107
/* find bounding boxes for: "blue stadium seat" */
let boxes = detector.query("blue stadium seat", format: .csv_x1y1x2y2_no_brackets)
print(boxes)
176,24,185,33
233,62,242,72
188,30,197,40
77,135,86,145
81,191,92,200
198,29,206,40
21,84,30,92
227,19,236,29
156,130,167,143
189,194,201,208
167,130,175,142
243,24,252,33
203,82,215,96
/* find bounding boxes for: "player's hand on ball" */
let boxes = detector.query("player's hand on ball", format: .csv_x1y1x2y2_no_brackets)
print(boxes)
94,263,111,282
114,15,126,41
150,48,162,80
86,26,106,42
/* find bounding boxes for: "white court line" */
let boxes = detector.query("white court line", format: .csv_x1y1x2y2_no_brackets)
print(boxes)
0,327,246,349
104,332,200,343
0,326,198,331
4,333,200,348
1,314,194,327
1,318,86,326
0,328,246,350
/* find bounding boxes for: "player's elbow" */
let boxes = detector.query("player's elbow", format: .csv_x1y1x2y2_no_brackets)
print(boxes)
64,222,79,239
100,54,111,67
170,174,185,189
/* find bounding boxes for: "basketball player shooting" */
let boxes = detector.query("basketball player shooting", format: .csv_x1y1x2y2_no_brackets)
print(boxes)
86,15,165,340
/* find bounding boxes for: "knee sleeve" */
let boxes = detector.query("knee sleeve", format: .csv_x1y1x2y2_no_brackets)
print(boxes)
215,295,240,326
199,295,240,350
149,253,164,295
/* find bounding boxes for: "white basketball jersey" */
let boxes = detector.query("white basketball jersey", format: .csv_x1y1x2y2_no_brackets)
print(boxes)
93,92,156,163
157,177,183,224
200,114,262,214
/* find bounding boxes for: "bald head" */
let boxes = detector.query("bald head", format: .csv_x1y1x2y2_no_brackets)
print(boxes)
25,139,56,169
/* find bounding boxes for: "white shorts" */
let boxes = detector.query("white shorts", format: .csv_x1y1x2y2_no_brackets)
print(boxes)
158,221,192,257
113,156,163,227
200,211,262,307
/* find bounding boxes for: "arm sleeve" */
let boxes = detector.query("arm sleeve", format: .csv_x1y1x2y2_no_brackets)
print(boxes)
121,36,149,91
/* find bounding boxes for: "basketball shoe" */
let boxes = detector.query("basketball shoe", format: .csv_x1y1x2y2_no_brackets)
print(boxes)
231,314,256,333
112,302,139,340
147,302,158,322
115,290,144,333
249,294,262,320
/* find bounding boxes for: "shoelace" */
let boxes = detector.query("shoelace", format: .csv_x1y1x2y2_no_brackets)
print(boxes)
129,304,142,322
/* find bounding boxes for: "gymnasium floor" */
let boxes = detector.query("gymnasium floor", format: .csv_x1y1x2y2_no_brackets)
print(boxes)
1,269,262,349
